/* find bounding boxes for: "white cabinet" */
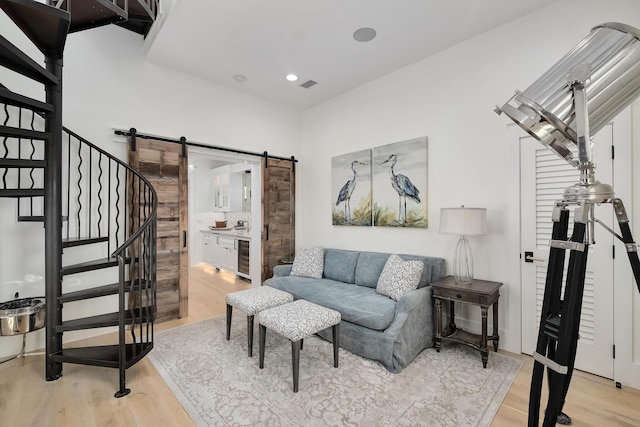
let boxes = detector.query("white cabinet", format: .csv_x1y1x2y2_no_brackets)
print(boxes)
212,233,222,267
201,232,215,265
212,234,237,273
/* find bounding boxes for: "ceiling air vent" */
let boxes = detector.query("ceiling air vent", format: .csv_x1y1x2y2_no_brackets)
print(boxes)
300,80,317,89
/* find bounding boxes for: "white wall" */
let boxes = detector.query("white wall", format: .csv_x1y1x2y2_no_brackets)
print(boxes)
0,19,300,357
299,0,640,353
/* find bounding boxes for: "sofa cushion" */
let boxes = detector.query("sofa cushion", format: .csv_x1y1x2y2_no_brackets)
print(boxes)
323,249,359,283
376,254,424,301
355,251,433,289
354,252,390,288
264,277,397,331
398,254,433,289
290,246,324,279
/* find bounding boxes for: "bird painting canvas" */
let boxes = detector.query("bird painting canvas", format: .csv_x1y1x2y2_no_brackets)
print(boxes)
372,137,428,228
332,149,372,226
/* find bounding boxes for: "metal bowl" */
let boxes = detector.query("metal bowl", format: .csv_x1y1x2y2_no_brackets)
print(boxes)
0,297,45,336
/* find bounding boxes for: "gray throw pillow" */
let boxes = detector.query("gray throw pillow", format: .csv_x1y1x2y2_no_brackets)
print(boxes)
290,246,324,279
376,254,424,301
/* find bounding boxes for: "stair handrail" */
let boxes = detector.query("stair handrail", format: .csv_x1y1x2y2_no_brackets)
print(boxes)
63,124,157,399
62,125,158,258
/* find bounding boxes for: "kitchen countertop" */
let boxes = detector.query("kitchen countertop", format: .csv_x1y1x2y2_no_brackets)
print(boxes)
201,228,251,240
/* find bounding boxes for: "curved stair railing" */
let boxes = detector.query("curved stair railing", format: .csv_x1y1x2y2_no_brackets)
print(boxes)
0,0,158,397
55,127,158,398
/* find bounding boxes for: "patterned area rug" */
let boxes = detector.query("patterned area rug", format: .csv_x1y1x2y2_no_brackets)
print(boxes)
148,315,522,426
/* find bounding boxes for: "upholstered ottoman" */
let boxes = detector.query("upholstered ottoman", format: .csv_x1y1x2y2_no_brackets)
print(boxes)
257,299,341,392
226,286,293,357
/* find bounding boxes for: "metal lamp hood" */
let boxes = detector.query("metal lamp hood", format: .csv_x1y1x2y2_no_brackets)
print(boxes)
495,22,640,169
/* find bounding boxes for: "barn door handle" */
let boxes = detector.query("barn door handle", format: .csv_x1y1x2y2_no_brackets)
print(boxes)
265,225,269,241
183,230,187,248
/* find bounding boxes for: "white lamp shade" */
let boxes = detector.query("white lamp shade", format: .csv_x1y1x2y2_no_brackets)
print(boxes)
439,207,487,236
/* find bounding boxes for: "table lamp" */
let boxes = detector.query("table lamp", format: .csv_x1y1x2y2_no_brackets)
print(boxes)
440,206,487,284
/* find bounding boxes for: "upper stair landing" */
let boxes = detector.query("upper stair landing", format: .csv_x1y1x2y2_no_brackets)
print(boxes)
0,0,70,55
54,0,157,37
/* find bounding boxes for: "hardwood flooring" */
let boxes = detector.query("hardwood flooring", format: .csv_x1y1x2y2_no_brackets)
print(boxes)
1,266,638,426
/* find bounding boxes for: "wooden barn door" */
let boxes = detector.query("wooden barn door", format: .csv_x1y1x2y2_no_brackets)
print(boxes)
129,136,188,322
261,157,295,282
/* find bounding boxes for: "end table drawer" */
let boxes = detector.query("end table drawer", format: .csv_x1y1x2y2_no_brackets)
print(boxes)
434,288,495,305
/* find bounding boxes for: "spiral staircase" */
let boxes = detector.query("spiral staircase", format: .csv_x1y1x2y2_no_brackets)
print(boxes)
0,0,158,397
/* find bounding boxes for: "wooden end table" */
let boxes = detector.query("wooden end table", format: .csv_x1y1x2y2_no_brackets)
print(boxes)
432,275,502,368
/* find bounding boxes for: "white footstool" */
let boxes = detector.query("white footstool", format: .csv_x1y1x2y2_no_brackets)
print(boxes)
226,286,293,357
257,299,341,392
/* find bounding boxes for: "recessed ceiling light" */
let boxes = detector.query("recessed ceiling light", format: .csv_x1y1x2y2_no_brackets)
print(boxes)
353,27,377,42
233,74,246,83
286,74,298,82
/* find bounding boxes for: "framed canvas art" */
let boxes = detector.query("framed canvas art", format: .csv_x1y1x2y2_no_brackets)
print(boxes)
331,149,372,226
372,137,428,227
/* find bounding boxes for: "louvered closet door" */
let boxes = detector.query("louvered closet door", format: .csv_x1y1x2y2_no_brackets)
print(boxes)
520,126,614,379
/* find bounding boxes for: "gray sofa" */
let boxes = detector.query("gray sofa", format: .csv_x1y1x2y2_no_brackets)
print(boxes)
263,248,446,373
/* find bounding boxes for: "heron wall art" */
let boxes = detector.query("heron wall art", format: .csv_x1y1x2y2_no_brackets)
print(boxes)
372,137,428,228
331,149,372,226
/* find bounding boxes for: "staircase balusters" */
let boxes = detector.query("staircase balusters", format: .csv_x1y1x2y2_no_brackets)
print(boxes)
1,104,8,189
28,110,36,215
17,106,20,195
74,135,82,236
115,162,121,248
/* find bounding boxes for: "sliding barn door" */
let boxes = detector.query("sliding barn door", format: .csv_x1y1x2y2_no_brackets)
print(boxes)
129,136,188,322
261,158,295,282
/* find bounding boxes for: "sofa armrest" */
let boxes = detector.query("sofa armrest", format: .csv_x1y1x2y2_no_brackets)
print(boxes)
384,285,434,370
273,264,293,277
393,286,432,321
382,286,432,337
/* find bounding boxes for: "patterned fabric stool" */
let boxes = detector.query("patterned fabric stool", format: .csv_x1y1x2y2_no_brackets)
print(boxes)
257,299,341,392
226,286,293,357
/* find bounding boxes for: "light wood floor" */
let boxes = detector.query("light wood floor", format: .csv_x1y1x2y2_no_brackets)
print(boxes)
1,266,638,426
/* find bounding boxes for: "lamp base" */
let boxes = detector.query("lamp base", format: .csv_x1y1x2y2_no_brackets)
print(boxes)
453,235,474,284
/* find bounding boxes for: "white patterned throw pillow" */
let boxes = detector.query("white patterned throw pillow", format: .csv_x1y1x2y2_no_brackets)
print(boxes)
376,254,424,301
290,246,324,279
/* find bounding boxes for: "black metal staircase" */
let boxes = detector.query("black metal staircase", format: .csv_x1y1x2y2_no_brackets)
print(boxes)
0,0,158,397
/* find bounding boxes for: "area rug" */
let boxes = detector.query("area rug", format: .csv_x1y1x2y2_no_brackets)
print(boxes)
148,315,522,427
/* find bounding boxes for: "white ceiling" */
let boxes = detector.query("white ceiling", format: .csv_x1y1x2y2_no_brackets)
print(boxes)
146,0,558,110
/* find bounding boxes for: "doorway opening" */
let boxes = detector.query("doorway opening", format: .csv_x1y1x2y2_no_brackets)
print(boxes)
187,146,261,288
